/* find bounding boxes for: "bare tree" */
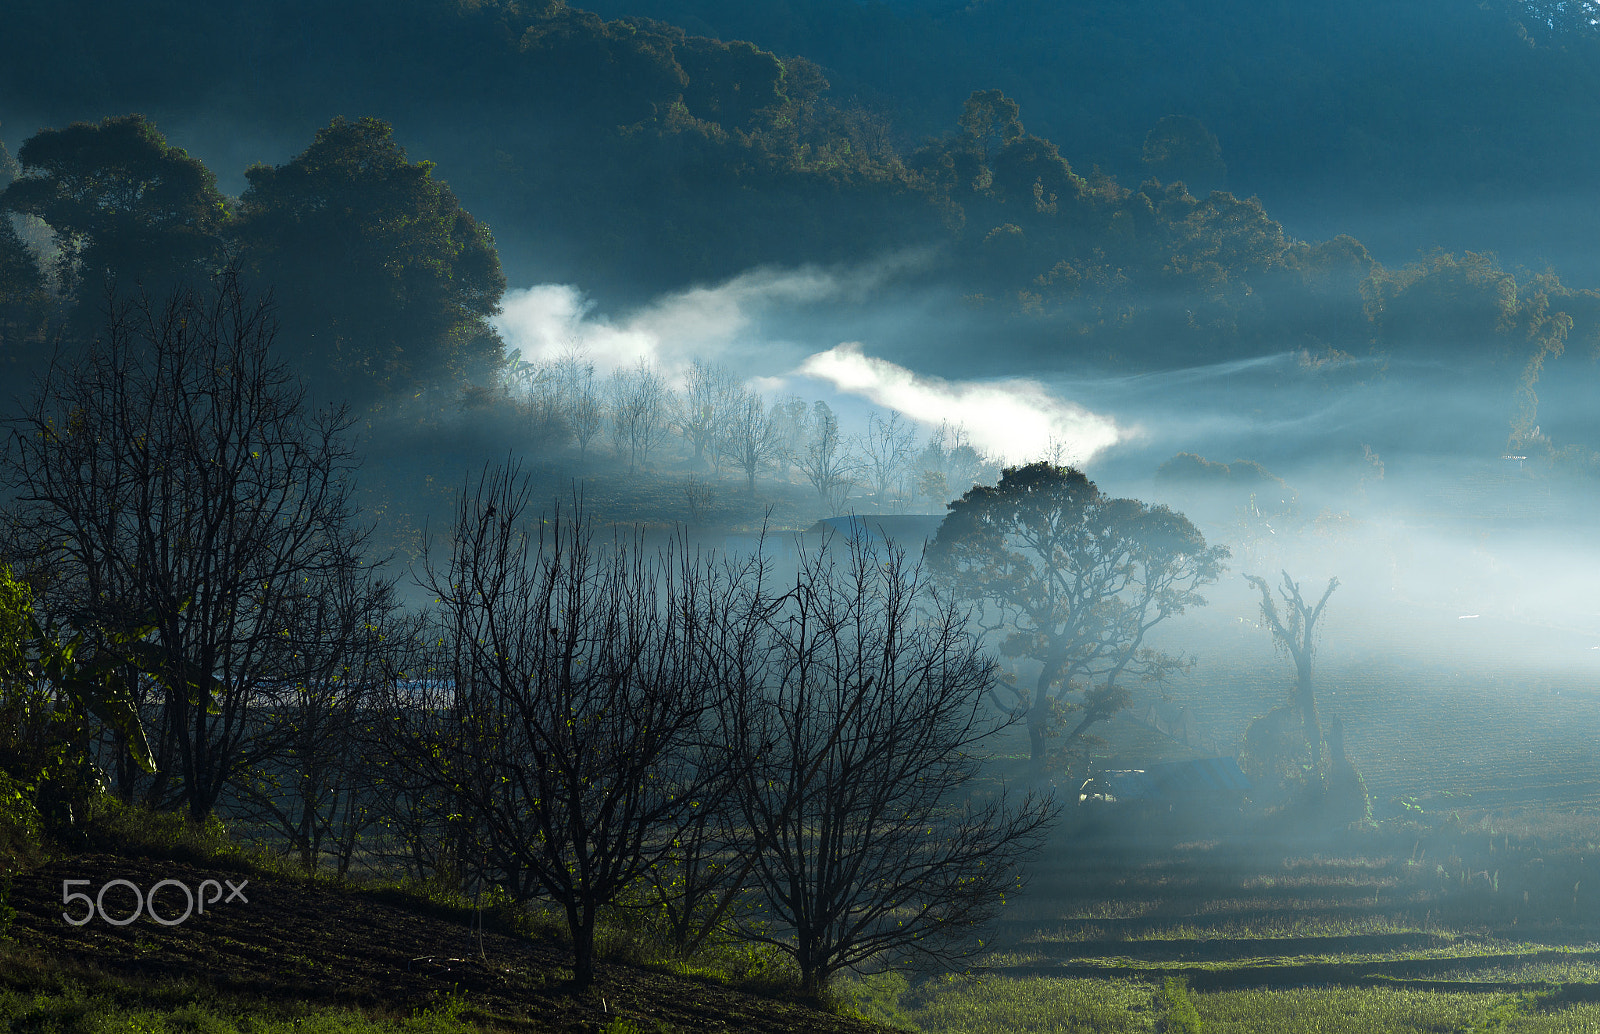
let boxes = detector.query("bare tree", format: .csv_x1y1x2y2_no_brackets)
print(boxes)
509,354,570,448
392,465,728,989
919,422,1000,498
794,401,858,515
608,359,670,472
724,389,781,495
768,396,810,480
3,270,370,822
1245,571,1339,770
639,550,777,960
555,348,605,460
858,410,917,512
231,560,403,877
731,537,1057,996
675,360,740,470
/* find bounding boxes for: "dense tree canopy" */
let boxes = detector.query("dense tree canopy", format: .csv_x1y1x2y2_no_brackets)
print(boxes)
236,116,506,400
2,1,1599,469
0,115,227,309
929,462,1228,772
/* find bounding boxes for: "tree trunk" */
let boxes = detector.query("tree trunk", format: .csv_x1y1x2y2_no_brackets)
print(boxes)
1027,698,1050,773
1027,663,1060,773
570,904,597,991
800,964,824,1000
1298,665,1322,772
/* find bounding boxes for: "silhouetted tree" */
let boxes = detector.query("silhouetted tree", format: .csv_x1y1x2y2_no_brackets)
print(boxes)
607,359,671,473
930,462,1227,771
958,88,1024,166
730,536,1056,996
858,410,917,512
0,115,227,313
793,401,858,513
1244,570,1338,770
3,270,370,822
232,558,403,876
393,469,731,990
723,388,780,494
236,116,505,400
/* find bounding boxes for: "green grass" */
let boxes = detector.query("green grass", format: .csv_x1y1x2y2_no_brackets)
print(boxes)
844,973,1600,1034
842,975,1160,1034
1158,977,1201,1034
1187,986,1600,1034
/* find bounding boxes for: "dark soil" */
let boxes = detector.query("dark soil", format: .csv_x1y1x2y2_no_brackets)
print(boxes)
5,854,889,1034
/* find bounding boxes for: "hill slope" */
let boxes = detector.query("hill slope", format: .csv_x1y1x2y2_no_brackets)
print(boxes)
6,853,893,1034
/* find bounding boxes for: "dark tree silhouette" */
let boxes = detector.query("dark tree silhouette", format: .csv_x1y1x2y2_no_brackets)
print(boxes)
0,115,227,311
929,462,1227,772
1245,570,1339,770
236,116,505,399
3,269,370,822
731,536,1057,996
389,467,733,990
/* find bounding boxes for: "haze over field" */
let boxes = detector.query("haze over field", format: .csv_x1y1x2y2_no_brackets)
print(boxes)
8,1,1600,1029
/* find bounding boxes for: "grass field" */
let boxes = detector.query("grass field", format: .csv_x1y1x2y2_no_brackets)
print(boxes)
841,818,1600,1032
832,570,1600,1033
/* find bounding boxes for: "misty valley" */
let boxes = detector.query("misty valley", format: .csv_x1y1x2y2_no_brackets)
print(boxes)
5,1,1600,1032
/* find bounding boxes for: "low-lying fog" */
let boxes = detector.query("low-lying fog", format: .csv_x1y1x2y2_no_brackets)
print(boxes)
493,257,1600,709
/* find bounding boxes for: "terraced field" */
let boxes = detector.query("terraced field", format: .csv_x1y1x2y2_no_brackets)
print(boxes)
846,818,1600,1032
855,576,1600,1032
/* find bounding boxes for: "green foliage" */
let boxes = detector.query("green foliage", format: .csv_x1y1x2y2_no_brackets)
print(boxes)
1239,706,1310,806
0,988,485,1034
0,564,160,840
237,116,506,400
1158,976,1202,1034
897,975,1159,1033
0,769,43,876
0,114,227,309
597,1019,670,1034
959,88,1024,162
1195,986,1556,1034
85,799,261,870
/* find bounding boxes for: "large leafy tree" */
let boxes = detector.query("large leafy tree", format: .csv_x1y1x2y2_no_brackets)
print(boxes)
236,117,506,401
0,115,227,311
0,215,52,367
929,462,1228,771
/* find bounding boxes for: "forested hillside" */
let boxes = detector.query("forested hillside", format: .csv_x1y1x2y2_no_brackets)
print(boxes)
5,0,1600,476
575,0,1600,276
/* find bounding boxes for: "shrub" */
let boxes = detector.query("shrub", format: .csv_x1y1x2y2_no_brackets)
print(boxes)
0,769,43,873
1159,976,1203,1034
